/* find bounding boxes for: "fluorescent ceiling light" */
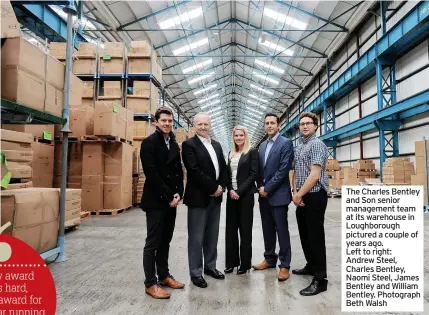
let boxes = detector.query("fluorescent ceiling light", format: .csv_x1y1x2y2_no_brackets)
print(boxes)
207,106,222,112
200,99,221,109
255,60,284,74
183,59,213,73
249,94,269,103
264,8,307,30
254,72,279,85
194,84,217,95
250,84,274,96
188,71,214,84
160,7,203,29
198,94,219,104
173,38,209,55
259,38,294,56
243,119,259,126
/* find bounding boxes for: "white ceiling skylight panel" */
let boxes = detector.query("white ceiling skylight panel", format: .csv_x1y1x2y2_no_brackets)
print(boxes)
253,72,280,85
173,38,209,56
188,71,214,84
255,60,284,75
264,7,307,30
249,94,269,103
194,84,217,95
247,100,267,110
183,59,213,73
198,94,219,104
200,99,221,109
250,84,274,96
159,7,203,29
259,39,294,57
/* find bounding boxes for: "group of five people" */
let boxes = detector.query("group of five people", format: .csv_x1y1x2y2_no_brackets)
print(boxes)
140,106,329,300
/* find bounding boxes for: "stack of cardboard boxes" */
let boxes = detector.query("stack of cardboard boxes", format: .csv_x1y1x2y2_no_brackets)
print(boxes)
133,121,155,138
81,142,133,211
326,159,378,191
100,42,125,75
63,188,83,228
382,157,415,184
127,41,162,83
127,82,159,115
1,37,66,118
73,42,97,107
93,100,134,142
1,129,33,188
411,140,429,202
1,0,21,39
175,128,188,144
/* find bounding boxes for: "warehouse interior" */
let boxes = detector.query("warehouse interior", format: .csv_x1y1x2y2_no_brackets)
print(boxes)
1,0,429,314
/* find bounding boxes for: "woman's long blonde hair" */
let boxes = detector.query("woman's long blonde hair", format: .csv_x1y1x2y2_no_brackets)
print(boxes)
230,125,251,157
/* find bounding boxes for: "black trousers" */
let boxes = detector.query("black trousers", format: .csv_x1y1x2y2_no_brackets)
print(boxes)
143,207,177,287
259,198,291,269
225,194,254,270
296,188,328,280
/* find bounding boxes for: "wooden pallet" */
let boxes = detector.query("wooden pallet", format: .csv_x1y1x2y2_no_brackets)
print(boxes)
54,136,80,143
81,135,132,145
80,211,91,220
90,205,132,216
65,218,81,231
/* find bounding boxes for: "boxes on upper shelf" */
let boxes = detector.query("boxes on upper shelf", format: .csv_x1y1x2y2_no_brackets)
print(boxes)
1,0,21,39
100,42,125,74
128,41,152,57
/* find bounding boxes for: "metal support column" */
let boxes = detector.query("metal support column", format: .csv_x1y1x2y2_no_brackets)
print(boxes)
55,2,77,263
375,57,400,177
323,100,336,159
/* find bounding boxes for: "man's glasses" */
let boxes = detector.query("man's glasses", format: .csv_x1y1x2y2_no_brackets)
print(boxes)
299,122,314,127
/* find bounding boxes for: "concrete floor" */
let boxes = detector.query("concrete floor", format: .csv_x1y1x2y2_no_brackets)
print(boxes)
49,196,429,315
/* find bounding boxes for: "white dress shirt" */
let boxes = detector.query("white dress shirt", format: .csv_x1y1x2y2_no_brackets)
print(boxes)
198,135,220,180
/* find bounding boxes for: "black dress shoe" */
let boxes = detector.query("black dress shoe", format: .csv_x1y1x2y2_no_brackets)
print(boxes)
292,266,314,276
204,269,225,279
300,278,328,296
191,276,208,288
237,267,250,275
224,267,235,274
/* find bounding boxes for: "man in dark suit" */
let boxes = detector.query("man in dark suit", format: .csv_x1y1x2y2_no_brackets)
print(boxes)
182,112,228,288
254,113,294,282
140,106,185,299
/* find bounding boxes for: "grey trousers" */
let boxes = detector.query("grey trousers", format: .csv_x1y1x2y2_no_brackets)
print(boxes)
187,197,222,277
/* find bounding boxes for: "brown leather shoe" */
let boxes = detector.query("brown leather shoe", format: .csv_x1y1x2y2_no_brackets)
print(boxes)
252,260,276,270
145,285,171,299
160,277,185,289
278,268,290,282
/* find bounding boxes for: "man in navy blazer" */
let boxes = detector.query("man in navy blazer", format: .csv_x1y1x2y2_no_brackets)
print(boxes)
253,113,294,282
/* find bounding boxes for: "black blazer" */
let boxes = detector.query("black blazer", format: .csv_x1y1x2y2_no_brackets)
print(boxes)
140,128,184,211
227,147,259,196
182,135,228,208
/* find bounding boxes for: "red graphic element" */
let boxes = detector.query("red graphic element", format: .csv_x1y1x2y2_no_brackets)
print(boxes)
0,234,56,314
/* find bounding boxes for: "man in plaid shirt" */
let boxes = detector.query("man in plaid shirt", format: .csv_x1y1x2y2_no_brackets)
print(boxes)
290,112,329,296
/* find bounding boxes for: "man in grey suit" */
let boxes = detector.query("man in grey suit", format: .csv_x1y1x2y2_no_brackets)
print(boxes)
253,113,294,282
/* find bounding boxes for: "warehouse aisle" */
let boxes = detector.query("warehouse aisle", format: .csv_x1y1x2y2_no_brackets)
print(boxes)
48,197,429,315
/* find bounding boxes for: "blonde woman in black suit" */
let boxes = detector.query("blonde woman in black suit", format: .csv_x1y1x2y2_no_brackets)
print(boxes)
225,126,259,275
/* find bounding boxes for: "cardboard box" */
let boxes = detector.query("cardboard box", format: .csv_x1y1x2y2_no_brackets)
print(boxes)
46,55,65,89
59,188,82,201
126,108,134,142
70,74,84,105
65,207,81,222
2,124,55,140
69,105,94,137
69,143,83,177
133,121,155,138
6,182,33,190
103,176,132,209
100,58,124,74
411,174,428,202
102,81,121,98
2,150,33,162
415,140,429,157
73,58,96,75
81,175,103,210
128,41,152,57
94,100,127,139
1,188,59,253
44,83,64,118
1,68,45,112
75,42,97,58
126,97,151,114
102,42,124,57
7,161,32,179
416,156,429,173
67,176,82,189
133,81,151,97
83,81,94,98
104,142,133,177
82,143,104,176
49,42,67,60
1,129,33,144
82,98,94,107
66,199,81,212
1,0,20,39
127,58,151,74
175,128,187,143
31,142,54,187
326,159,340,171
